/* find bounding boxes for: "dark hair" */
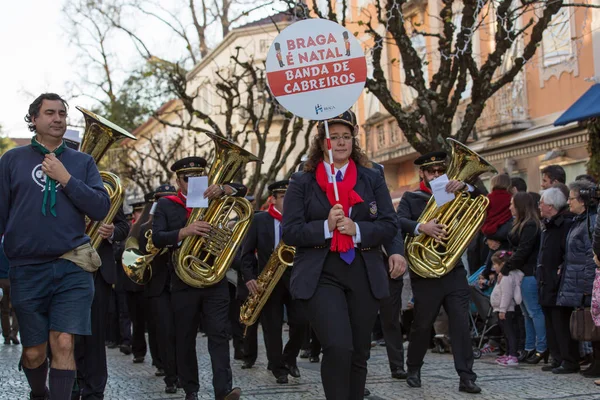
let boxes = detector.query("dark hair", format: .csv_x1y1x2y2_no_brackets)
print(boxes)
576,174,596,184
510,177,527,192
491,250,513,265
24,93,68,133
511,191,540,236
303,123,371,172
491,173,511,191
569,179,598,209
551,182,570,200
541,165,566,184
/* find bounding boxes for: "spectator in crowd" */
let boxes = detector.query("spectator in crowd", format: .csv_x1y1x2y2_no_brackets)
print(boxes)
576,174,596,184
552,183,570,201
541,165,566,190
482,174,513,281
510,177,527,194
0,237,19,344
537,187,579,374
557,180,599,377
501,192,546,363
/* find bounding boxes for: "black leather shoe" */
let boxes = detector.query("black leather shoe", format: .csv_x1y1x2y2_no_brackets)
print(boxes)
542,361,560,371
3,337,9,345
553,365,580,374
233,350,244,360
406,369,421,388
224,387,242,400
155,368,166,376
309,355,320,363
185,392,198,400
165,384,177,394
106,342,118,349
133,356,144,363
392,368,408,379
10,336,20,345
119,344,132,355
241,361,254,369
526,350,549,365
518,349,535,362
286,363,301,378
364,387,371,397
459,379,481,394
276,375,288,384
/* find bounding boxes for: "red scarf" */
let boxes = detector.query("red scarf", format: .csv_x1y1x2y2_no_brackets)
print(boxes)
419,180,432,194
164,191,192,218
481,189,513,236
315,159,363,253
268,204,282,222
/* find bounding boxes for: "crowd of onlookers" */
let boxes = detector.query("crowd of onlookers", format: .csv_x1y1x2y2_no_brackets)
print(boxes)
470,165,600,382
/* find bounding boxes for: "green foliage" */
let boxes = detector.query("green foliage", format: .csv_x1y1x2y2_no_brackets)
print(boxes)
0,137,16,156
587,119,600,182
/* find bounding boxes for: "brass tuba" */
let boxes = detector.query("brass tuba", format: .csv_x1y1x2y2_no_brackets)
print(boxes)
406,138,497,278
173,132,261,288
122,229,167,284
77,106,137,249
240,242,295,328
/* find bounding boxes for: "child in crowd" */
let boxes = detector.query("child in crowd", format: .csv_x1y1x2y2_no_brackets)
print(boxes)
490,250,524,366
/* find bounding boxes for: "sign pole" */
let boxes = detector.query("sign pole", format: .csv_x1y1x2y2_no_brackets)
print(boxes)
323,120,340,202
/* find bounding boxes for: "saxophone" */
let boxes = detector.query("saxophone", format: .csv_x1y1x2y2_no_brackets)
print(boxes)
239,241,296,328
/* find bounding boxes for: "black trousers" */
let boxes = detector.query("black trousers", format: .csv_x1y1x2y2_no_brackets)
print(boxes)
379,277,405,372
117,290,131,346
302,252,379,400
242,321,258,364
171,280,232,399
125,291,147,358
147,307,162,369
261,276,307,378
228,283,244,356
75,274,111,400
498,311,517,357
150,290,177,386
543,305,579,368
407,267,476,381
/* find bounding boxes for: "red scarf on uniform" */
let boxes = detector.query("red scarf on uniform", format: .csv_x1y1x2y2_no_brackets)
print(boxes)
481,189,513,236
268,204,282,222
164,191,192,218
315,159,363,253
419,180,432,194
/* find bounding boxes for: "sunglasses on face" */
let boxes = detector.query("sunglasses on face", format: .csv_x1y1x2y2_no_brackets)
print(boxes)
425,167,446,174
180,174,202,183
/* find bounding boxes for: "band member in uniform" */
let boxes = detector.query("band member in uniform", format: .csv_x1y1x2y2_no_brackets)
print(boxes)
75,206,129,400
396,151,481,393
242,180,307,384
282,110,401,399
0,93,110,400
141,184,180,392
152,157,245,400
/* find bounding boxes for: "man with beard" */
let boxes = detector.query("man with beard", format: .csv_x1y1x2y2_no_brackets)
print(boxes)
392,151,481,394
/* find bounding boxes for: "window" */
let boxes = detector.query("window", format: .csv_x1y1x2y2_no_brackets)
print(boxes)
194,85,212,115
336,0,351,21
365,56,380,115
542,8,573,67
259,39,270,54
317,0,329,14
377,124,385,148
389,121,399,143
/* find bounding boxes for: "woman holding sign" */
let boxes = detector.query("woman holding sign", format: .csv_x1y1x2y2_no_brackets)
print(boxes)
282,110,402,399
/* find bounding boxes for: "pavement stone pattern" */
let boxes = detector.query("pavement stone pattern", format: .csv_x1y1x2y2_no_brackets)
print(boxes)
2,329,600,400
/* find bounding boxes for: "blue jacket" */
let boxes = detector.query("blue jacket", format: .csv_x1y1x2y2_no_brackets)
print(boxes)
557,210,597,308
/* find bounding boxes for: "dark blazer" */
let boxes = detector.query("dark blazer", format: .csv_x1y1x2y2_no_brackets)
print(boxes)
396,190,431,239
502,220,541,277
138,219,172,298
152,183,248,292
282,166,397,300
241,211,281,281
97,207,130,285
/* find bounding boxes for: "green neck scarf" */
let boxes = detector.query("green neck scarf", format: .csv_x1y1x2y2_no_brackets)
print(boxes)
30,137,66,217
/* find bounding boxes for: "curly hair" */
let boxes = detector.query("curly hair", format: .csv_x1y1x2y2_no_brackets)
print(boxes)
24,93,69,133
303,123,371,172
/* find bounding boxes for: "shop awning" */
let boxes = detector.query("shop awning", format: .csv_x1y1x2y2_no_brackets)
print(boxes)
554,84,600,126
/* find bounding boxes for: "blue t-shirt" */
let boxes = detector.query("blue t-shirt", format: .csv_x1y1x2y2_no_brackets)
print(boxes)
0,144,111,267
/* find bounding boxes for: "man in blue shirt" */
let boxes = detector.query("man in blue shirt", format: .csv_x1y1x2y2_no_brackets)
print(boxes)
0,93,110,400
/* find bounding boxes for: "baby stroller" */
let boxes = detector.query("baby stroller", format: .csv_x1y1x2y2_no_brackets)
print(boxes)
470,285,502,359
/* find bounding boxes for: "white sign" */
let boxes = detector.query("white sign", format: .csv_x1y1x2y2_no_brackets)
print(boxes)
186,176,209,208
265,19,367,120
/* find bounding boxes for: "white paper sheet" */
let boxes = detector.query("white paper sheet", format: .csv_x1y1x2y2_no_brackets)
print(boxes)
429,174,455,208
186,176,209,208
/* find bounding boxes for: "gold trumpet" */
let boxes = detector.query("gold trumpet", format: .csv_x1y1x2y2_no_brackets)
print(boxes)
122,230,167,285
77,106,136,250
406,138,497,278
240,242,295,328
173,132,261,288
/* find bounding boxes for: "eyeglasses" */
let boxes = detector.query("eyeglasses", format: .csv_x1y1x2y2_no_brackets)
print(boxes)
180,174,203,183
425,167,446,175
330,135,354,142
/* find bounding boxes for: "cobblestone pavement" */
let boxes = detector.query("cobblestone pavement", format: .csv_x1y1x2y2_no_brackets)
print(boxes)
2,330,600,400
